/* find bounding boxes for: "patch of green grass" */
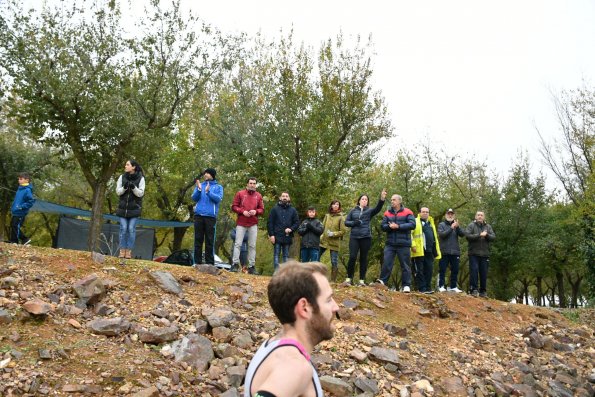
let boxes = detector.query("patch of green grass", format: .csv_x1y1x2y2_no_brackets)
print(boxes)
560,309,580,323
0,345,12,353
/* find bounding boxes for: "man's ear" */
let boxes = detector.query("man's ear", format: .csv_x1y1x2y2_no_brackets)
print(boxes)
295,297,311,320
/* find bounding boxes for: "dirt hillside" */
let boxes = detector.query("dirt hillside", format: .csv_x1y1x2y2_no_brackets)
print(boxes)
0,243,593,396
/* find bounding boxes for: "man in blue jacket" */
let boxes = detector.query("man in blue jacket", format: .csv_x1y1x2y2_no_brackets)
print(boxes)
192,168,223,265
10,172,35,244
375,194,416,292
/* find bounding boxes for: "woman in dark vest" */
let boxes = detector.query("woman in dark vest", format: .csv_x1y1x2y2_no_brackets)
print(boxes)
116,160,145,259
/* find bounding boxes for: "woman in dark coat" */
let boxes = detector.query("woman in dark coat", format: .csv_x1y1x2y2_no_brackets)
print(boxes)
344,189,386,285
115,160,145,259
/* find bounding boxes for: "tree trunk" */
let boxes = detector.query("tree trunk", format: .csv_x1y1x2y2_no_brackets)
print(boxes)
536,276,543,306
0,207,8,241
556,271,567,308
172,226,188,251
87,182,107,252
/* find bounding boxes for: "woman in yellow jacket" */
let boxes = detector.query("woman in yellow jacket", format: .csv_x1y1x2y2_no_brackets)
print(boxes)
411,207,441,293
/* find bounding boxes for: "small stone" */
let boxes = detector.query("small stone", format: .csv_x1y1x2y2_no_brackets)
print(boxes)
68,319,82,328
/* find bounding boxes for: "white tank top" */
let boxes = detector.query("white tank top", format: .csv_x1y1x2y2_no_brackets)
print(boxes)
244,338,324,397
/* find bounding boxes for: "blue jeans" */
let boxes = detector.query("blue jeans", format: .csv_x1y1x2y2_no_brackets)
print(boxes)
379,245,411,287
469,255,489,293
273,243,290,270
319,247,339,269
438,254,460,289
119,217,138,249
301,247,319,262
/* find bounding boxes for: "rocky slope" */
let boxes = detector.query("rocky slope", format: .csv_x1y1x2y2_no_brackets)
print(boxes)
0,243,593,397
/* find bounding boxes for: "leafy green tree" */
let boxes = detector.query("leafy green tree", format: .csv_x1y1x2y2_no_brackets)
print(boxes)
0,0,227,250
486,154,550,301
202,32,393,214
538,86,595,301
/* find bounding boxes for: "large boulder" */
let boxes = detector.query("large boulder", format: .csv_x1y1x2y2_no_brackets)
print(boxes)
72,274,106,306
170,333,214,371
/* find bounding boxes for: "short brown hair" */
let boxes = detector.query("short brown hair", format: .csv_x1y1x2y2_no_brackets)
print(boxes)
267,261,328,325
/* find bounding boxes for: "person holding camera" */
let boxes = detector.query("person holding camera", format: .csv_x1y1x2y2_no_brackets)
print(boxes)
115,160,145,259
343,189,387,285
192,168,224,266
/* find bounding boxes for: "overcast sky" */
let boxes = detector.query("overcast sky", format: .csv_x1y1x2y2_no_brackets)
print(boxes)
168,0,594,185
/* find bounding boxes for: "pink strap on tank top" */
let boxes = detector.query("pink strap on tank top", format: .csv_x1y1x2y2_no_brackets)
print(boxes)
277,338,311,361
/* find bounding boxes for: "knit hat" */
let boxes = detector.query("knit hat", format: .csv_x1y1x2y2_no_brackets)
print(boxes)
204,168,217,179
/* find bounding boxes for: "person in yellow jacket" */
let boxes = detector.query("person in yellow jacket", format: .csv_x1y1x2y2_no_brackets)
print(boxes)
411,207,441,294
319,200,346,282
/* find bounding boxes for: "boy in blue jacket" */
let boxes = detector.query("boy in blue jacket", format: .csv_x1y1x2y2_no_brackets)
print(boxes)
10,172,35,244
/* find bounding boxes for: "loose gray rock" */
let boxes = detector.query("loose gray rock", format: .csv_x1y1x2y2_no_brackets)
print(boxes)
547,380,574,397
87,317,131,336
319,375,352,396
138,325,179,344
227,365,246,387
368,347,400,366
72,274,106,306
440,377,467,396
194,264,220,275
170,333,214,371
194,319,209,334
220,388,240,397
354,377,379,394
509,384,538,397
0,276,20,288
384,323,407,337
149,271,183,295
0,309,13,324
91,251,105,263
206,308,236,328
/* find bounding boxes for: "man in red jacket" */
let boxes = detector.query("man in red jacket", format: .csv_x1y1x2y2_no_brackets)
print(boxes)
231,177,264,274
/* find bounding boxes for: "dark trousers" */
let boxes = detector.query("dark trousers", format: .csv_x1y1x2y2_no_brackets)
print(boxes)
413,252,435,292
346,237,372,280
194,215,217,265
469,255,489,293
9,215,28,244
379,245,411,286
438,254,460,289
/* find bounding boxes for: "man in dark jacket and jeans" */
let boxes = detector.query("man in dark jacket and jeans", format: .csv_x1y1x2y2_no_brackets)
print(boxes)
297,206,324,262
437,208,465,293
376,194,416,291
267,192,299,272
466,211,496,297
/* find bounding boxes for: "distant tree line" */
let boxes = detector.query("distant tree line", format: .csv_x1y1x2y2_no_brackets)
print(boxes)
0,0,592,306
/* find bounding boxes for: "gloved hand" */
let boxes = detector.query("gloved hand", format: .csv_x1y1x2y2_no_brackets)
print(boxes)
353,220,362,227
123,181,130,189
327,230,335,237
129,183,136,190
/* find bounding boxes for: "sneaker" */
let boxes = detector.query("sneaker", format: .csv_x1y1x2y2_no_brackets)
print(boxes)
230,263,240,272
374,279,385,286
247,266,256,275
470,290,479,297
423,290,435,294
358,279,366,286
447,287,463,293
402,286,411,293
438,286,446,292
344,278,352,285
479,292,488,298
